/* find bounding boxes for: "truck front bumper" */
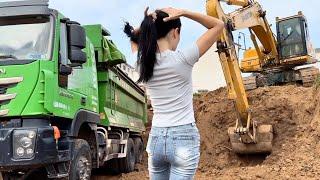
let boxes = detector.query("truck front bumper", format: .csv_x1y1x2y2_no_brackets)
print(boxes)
0,126,72,171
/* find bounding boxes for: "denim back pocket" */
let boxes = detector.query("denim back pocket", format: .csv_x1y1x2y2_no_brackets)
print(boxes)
173,134,200,160
146,135,159,156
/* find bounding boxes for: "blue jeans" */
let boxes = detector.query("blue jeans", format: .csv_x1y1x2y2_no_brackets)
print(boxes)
146,123,200,180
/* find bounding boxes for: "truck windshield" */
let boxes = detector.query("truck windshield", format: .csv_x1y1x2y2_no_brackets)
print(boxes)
0,16,53,61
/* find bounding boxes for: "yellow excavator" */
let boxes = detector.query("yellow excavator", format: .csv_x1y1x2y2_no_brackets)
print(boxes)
206,0,318,154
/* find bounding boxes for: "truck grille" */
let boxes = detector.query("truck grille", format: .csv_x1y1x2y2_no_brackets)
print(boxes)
0,77,23,116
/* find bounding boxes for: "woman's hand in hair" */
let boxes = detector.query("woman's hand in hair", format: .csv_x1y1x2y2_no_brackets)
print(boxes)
161,7,185,22
145,7,157,21
181,10,224,57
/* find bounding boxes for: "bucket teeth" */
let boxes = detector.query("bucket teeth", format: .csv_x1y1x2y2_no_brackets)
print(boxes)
228,125,273,154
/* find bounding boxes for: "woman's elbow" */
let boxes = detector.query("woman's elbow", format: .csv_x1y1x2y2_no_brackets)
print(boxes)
217,20,225,33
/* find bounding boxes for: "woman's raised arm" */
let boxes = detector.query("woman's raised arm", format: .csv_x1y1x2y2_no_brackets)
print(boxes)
162,7,224,57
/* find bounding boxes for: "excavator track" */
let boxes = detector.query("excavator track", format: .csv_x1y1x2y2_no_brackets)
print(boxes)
243,76,257,91
242,67,320,91
299,67,320,87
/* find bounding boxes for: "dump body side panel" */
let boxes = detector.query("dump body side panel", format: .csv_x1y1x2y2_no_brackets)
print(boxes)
102,68,146,132
84,25,147,132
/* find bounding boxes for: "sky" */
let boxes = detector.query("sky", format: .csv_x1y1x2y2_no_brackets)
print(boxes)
48,0,320,66
0,0,317,91
0,0,318,64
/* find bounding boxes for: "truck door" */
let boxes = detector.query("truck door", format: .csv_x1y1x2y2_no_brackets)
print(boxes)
56,20,91,117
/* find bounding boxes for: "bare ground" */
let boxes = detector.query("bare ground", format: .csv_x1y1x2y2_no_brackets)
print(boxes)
115,85,320,180
3,85,318,180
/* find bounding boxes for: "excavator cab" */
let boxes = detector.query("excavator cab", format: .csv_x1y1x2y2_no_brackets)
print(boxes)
277,12,311,62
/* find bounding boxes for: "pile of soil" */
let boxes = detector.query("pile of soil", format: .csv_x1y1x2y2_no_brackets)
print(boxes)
119,85,320,179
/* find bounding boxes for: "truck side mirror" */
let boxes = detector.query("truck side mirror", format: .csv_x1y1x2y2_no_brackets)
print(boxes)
67,23,87,66
59,64,72,76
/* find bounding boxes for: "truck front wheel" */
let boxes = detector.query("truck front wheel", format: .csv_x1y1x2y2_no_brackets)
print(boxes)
1,172,20,180
69,139,92,180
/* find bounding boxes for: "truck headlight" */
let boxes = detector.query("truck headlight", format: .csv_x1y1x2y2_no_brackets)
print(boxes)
20,137,32,148
13,129,37,159
16,147,24,157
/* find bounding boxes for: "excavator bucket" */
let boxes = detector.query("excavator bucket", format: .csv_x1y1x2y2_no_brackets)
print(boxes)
228,125,273,154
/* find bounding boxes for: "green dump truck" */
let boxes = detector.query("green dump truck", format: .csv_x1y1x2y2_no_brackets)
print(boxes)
0,0,147,179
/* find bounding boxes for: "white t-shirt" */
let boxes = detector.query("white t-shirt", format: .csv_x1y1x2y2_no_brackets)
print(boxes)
142,44,200,127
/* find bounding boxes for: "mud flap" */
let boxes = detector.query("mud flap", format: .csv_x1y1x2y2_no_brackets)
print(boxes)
228,125,273,154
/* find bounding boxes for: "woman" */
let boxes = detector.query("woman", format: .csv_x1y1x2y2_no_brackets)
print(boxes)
124,7,224,180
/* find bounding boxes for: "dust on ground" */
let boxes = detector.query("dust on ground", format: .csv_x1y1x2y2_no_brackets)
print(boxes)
112,85,320,180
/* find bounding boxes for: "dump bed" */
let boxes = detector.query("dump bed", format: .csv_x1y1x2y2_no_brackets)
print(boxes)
84,24,147,132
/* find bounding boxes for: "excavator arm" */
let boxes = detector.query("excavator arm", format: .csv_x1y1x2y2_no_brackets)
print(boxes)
228,2,278,65
206,0,273,154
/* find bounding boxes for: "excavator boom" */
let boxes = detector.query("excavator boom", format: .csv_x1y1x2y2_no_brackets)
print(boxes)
206,0,273,154
219,0,249,7
229,2,278,65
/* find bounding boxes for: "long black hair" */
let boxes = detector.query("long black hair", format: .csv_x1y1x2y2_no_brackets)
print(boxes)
124,10,181,83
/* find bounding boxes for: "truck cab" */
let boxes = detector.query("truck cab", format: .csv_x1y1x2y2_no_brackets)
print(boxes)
0,1,147,179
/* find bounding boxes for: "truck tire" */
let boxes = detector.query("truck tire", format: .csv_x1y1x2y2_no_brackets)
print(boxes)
133,137,144,164
105,158,120,174
118,138,136,173
69,139,92,180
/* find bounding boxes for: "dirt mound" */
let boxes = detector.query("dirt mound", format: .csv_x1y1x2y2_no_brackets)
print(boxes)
194,85,320,179
120,85,320,179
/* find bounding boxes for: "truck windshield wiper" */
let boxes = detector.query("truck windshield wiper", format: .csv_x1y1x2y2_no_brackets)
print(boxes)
0,54,18,60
